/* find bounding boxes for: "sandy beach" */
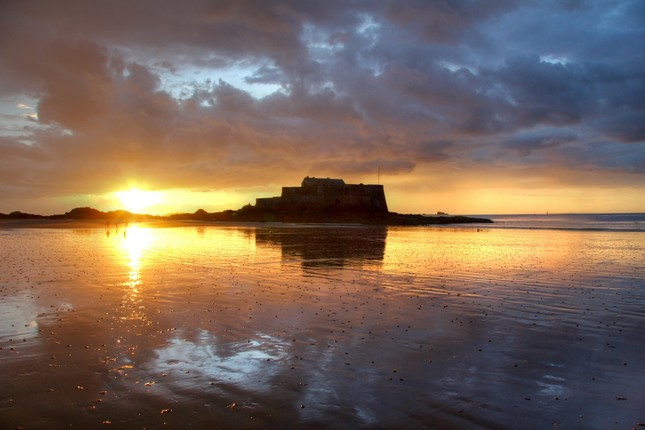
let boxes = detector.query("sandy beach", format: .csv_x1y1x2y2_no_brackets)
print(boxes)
1,222,643,429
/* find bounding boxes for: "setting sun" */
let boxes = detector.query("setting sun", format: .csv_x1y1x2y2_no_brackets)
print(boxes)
115,188,162,213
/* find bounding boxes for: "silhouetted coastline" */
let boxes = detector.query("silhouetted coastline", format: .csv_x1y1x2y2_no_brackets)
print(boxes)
0,205,492,226
1,177,493,226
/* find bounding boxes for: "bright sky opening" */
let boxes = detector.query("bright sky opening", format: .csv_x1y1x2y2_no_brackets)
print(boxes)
115,189,163,214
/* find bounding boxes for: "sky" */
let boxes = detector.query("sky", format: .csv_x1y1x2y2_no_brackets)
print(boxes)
1,0,644,215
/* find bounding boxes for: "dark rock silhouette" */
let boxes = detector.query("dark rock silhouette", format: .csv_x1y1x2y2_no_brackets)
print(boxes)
0,211,46,219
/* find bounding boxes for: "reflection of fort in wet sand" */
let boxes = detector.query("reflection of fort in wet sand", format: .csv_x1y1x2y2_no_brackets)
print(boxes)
255,226,387,270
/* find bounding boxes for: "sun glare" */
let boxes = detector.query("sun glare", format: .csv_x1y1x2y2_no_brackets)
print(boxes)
116,188,162,213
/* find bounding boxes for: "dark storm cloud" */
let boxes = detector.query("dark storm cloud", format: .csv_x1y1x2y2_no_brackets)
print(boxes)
503,131,578,157
493,55,591,127
0,0,643,204
383,0,517,44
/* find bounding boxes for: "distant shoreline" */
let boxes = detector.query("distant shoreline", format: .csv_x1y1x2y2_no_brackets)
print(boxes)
0,218,308,229
0,206,493,227
0,217,492,229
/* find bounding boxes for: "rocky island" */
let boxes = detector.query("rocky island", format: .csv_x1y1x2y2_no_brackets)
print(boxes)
174,176,493,226
1,177,492,226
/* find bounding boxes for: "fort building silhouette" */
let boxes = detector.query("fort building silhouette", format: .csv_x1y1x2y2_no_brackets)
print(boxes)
255,177,388,212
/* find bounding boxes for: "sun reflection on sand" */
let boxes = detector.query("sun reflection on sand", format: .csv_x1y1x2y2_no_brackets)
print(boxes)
125,227,152,271
117,226,155,322
122,226,154,271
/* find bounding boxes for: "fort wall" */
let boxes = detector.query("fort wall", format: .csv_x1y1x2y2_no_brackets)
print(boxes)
255,177,388,211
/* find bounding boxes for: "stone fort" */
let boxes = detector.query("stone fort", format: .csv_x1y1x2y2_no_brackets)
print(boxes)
255,177,388,211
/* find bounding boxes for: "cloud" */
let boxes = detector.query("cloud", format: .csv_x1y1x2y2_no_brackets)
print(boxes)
503,130,577,157
0,0,643,213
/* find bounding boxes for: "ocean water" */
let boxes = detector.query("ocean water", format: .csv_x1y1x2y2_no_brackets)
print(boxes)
467,212,645,232
0,216,643,429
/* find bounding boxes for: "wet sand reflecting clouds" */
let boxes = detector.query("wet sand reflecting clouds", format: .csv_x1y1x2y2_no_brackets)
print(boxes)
1,224,643,429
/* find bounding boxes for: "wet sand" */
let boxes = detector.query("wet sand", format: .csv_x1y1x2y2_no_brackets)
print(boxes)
1,224,643,429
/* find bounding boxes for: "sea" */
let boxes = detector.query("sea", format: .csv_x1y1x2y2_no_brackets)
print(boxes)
468,213,645,232
1,213,643,429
